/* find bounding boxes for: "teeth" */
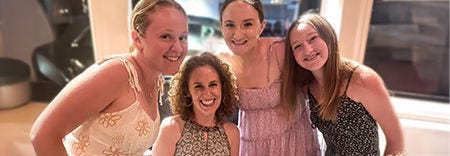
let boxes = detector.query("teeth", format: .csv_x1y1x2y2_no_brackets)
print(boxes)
165,56,179,61
232,40,246,45
201,99,214,105
304,53,318,61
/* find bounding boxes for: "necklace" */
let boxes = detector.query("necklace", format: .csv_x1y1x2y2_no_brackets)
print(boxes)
131,56,164,104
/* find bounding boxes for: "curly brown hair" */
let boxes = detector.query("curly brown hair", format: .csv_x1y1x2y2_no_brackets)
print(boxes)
169,52,239,122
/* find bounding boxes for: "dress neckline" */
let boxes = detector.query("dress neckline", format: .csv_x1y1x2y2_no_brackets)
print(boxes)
188,119,221,132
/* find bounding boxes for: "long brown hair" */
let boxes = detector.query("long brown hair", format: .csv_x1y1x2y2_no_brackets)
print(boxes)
282,13,353,121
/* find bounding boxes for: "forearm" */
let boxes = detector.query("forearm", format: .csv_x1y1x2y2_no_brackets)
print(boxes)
383,140,405,156
31,136,68,156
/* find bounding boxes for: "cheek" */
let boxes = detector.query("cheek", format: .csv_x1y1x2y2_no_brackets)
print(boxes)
222,30,232,38
293,51,304,65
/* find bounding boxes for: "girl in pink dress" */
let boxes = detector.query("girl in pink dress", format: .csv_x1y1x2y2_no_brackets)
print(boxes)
219,0,321,155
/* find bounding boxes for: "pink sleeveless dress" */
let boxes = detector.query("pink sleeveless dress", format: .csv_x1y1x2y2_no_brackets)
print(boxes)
63,56,160,155
238,40,321,156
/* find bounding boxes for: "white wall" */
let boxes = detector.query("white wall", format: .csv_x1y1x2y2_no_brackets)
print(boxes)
87,0,131,61
320,0,373,63
0,0,54,79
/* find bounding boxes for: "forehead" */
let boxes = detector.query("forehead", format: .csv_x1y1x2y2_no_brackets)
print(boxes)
291,23,315,36
146,7,187,30
148,7,185,20
222,1,259,21
189,65,219,79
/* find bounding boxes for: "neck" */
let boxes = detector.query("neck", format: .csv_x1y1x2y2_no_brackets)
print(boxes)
234,40,261,67
193,114,216,127
132,53,160,83
311,69,324,88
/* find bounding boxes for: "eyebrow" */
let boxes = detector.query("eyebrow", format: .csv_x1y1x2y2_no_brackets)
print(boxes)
223,18,255,23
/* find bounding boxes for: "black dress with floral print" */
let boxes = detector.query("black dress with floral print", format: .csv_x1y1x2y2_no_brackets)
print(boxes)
308,70,379,156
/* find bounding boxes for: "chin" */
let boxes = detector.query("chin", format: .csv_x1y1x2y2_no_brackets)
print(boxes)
164,67,180,75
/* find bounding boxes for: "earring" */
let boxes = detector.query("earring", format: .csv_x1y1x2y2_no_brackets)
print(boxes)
185,95,192,107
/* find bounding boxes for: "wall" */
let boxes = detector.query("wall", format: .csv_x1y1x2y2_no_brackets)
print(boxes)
320,0,373,62
87,0,131,61
0,0,54,79
0,26,4,57
0,0,3,57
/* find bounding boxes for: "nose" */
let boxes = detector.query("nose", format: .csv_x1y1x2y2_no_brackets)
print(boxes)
171,39,183,52
232,27,244,39
304,43,314,53
202,88,213,97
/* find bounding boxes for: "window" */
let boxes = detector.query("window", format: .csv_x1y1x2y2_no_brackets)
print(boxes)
364,1,449,102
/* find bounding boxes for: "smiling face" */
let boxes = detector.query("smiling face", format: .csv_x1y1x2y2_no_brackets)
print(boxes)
133,7,188,75
188,65,222,119
220,1,266,55
289,23,329,72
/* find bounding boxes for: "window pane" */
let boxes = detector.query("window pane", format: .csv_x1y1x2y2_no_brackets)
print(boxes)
364,1,449,102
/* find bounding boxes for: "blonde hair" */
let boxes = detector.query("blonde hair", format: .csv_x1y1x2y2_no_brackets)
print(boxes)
129,0,186,52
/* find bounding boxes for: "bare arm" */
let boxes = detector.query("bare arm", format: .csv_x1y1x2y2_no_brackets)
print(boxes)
29,61,129,155
223,122,240,156
152,116,183,156
356,67,405,155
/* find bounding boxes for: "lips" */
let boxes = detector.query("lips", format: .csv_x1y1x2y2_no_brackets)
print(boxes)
231,39,247,45
200,99,215,107
164,54,182,62
304,53,319,61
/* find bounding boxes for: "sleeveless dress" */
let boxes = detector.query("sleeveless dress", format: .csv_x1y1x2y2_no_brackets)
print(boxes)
175,120,231,156
238,40,321,156
63,56,160,156
308,68,379,155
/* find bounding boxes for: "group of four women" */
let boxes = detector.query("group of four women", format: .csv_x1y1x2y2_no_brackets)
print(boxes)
30,0,405,155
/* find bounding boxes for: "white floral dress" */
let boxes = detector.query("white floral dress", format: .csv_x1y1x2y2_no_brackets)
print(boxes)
63,56,160,156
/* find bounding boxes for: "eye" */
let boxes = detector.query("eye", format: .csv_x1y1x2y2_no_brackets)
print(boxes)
209,82,218,87
225,23,235,28
243,22,253,28
194,84,204,89
309,36,318,42
179,35,188,42
160,34,172,40
293,44,302,50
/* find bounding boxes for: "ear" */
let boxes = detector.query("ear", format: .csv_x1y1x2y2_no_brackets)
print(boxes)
259,19,267,36
131,30,143,50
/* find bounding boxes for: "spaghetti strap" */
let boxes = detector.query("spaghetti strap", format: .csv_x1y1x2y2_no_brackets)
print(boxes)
266,38,285,83
343,66,360,95
98,55,142,93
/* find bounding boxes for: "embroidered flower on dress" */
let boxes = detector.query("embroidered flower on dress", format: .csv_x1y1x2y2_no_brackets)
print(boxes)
72,134,90,155
113,134,125,145
135,120,151,136
102,145,130,156
98,112,122,128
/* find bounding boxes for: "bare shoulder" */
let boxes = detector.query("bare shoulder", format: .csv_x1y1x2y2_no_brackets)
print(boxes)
348,63,390,105
160,115,185,132
216,51,234,60
351,64,385,90
222,122,239,138
222,122,238,131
